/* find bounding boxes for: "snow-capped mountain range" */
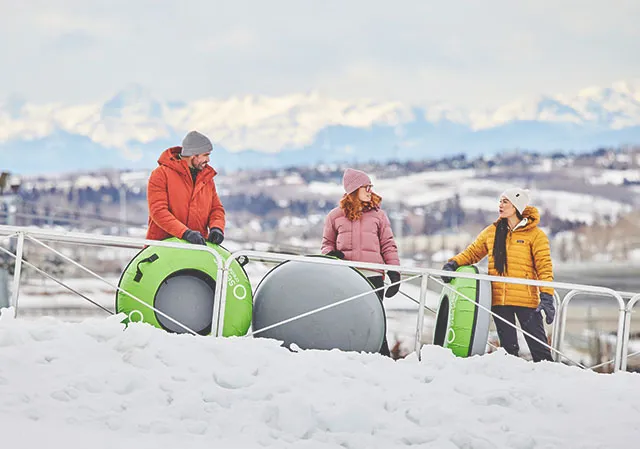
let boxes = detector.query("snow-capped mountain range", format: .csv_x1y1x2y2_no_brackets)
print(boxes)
2,80,640,174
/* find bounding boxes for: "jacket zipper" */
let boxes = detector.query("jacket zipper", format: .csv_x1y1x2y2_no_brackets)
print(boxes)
354,219,362,261
502,229,512,306
185,170,196,226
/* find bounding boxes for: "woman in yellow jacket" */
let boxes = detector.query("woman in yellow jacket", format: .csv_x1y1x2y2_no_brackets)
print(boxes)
441,188,555,362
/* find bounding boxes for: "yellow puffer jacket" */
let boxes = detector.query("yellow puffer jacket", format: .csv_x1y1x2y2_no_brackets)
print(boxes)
450,206,554,308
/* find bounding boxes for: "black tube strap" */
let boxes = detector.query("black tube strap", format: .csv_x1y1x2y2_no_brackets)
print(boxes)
134,253,159,282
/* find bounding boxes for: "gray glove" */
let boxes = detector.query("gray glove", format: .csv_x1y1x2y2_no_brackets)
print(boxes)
536,292,556,324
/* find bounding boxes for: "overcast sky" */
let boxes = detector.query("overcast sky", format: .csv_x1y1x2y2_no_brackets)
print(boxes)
2,0,639,109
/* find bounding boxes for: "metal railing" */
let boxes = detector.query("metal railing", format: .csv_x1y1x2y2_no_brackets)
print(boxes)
0,225,224,335
622,292,640,371
0,224,638,372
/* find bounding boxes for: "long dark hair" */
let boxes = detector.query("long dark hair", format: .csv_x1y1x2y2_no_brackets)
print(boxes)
492,211,523,275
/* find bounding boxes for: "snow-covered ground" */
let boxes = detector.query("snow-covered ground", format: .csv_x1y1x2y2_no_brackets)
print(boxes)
2,308,640,449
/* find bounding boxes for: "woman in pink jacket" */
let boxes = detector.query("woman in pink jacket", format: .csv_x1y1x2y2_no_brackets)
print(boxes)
321,168,401,356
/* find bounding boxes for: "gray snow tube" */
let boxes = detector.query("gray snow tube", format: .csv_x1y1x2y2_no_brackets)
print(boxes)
252,256,386,353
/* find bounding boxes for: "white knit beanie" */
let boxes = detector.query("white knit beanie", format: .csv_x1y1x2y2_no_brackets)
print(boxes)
500,187,530,215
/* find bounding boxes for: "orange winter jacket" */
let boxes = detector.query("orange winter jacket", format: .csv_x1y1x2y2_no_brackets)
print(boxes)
146,147,225,241
450,206,553,308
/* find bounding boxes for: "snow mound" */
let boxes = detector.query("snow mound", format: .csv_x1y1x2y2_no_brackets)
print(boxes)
1,309,640,448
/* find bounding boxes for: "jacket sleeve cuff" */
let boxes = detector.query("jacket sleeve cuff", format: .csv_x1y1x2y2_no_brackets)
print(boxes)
540,286,554,296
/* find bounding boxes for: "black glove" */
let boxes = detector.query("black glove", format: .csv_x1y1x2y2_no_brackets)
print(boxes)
385,271,401,298
326,250,345,259
207,227,224,245
441,260,459,283
536,292,556,324
182,229,206,245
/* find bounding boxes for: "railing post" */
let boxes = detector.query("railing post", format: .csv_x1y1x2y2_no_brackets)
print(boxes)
613,297,627,372
550,291,562,362
414,274,430,361
555,290,582,364
0,266,9,310
213,265,230,337
11,232,25,317
620,308,632,372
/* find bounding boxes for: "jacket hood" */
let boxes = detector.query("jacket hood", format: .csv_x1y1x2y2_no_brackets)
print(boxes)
493,205,540,230
157,147,216,177
521,206,540,227
157,147,183,168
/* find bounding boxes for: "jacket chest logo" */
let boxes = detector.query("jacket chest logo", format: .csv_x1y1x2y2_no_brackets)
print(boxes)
516,239,525,244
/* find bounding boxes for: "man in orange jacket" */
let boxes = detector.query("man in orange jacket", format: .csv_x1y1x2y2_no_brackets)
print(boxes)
146,130,225,246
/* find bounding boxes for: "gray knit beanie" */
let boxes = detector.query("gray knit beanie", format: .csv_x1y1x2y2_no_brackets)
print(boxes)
181,131,213,157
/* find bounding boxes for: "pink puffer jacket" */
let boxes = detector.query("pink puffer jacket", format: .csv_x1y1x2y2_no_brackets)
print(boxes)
321,206,400,277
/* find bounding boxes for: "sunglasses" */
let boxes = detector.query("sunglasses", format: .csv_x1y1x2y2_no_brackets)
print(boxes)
363,185,373,193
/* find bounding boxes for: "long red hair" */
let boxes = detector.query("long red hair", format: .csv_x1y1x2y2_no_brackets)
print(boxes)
339,191,382,221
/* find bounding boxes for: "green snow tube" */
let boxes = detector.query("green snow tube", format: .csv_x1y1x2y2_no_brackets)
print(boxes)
116,237,252,337
433,265,491,357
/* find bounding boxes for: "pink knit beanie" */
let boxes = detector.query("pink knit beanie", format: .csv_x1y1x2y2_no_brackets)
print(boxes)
342,168,372,194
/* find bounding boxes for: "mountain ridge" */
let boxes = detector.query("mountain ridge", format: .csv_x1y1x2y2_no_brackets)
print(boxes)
2,80,640,174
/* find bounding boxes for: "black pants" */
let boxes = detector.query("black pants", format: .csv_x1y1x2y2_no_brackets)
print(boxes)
492,305,553,362
367,275,391,357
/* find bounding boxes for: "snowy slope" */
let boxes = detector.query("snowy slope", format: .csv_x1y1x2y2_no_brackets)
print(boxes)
1,309,640,448
305,167,635,225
